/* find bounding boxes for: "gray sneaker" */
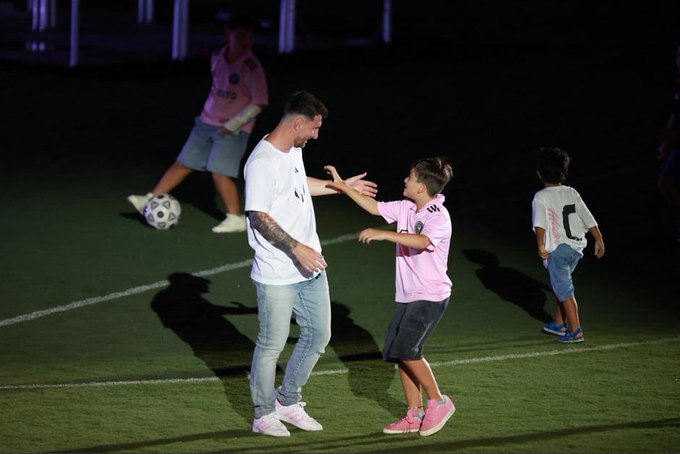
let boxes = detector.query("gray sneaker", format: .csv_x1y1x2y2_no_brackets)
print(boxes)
127,193,153,215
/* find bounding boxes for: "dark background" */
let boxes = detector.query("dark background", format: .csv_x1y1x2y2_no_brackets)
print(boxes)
1,0,680,269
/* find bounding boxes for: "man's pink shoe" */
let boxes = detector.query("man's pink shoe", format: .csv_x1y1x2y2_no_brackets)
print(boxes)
383,409,423,434
419,395,455,436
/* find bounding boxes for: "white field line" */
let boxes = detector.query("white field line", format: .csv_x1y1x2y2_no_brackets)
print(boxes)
1,336,678,391
0,233,359,328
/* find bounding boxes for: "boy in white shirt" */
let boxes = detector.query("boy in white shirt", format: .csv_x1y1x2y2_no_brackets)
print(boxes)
532,147,605,343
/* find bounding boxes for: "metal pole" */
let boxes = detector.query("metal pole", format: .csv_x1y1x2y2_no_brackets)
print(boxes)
382,0,391,44
138,0,144,23
138,0,154,24
70,0,79,66
278,0,295,54
172,0,189,60
49,0,56,28
286,0,295,53
278,0,286,54
145,0,154,24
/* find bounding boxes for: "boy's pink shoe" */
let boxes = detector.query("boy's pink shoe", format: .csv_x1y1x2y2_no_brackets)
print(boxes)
383,409,423,434
419,395,455,436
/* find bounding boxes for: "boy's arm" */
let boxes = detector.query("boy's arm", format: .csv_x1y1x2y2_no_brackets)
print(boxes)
589,225,605,259
534,227,549,259
307,173,378,198
323,165,380,215
359,228,432,250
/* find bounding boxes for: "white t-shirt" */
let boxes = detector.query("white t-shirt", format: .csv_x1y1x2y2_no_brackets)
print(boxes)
531,185,597,253
244,139,321,284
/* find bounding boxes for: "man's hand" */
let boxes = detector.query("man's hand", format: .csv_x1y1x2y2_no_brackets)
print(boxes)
292,243,328,274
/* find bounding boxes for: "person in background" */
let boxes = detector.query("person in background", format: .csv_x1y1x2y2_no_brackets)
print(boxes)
128,14,268,233
656,44,680,242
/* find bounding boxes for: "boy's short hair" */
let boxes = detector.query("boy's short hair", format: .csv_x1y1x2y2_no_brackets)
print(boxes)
284,90,329,120
412,156,453,196
536,147,571,184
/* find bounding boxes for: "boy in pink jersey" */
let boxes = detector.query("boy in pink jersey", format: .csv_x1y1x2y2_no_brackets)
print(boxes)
128,15,268,233
325,157,455,437
532,147,605,343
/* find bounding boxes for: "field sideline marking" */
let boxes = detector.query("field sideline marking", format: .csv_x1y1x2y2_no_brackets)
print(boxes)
1,336,677,391
0,233,358,328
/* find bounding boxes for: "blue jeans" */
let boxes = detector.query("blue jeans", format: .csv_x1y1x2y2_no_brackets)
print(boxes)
250,271,331,418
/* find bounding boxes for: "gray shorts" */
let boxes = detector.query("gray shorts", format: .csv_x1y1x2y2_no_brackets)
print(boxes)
382,298,449,362
176,116,250,178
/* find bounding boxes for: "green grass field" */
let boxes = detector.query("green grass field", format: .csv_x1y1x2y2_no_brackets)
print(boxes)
1,7,680,451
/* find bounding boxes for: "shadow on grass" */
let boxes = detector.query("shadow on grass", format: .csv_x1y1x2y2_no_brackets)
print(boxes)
150,272,258,422
59,429,252,453
60,416,680,453
463,248,553,324
369,416,680,453
329,301,404,418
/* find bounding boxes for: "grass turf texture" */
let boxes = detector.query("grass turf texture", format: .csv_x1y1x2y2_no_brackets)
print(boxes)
1,5,680,452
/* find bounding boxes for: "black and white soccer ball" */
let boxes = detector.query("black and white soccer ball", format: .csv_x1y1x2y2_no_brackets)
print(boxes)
143,193,181,230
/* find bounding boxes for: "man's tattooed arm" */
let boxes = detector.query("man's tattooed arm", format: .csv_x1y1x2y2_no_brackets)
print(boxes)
248,211,299,255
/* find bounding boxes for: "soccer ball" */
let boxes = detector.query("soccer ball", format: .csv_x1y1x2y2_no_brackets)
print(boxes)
143,193,181,230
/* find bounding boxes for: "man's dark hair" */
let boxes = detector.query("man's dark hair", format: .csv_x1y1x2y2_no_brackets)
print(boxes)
284,90,329,120
536,147,571,184
412,156,453,196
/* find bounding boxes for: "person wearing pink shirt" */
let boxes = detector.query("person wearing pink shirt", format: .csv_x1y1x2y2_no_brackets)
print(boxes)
128,15,268,233
325,156,456,437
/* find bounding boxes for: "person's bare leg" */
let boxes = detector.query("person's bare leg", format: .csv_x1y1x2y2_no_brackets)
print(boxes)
212,173,240,216
559,296,582,337
398,363,423,412
554,302,566,327
153,162,192,194
401,358,442,402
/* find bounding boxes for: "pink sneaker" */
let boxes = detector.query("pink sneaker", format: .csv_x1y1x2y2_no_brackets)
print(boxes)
419,395,455,436
383,409,423,434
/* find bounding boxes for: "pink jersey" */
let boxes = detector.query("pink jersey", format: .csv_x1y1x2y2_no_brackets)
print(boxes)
377,194,453,303
199,47,268,133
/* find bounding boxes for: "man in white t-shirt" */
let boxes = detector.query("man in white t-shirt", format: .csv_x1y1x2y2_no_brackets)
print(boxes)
244,91,378,437
532,147,605,344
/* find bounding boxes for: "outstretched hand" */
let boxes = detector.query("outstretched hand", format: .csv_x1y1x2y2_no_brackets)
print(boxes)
325,165,378,198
